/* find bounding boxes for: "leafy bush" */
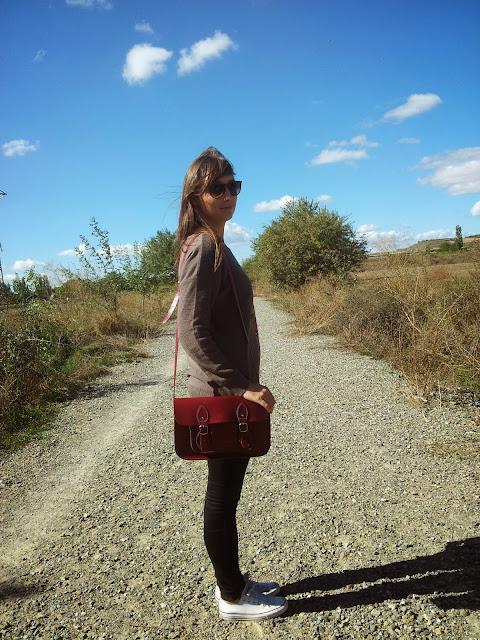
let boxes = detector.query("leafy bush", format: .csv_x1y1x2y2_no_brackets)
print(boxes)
139,229,177,288
252,198,367,288
437,241,460,254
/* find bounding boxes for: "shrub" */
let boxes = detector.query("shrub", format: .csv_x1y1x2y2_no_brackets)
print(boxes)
139,229,177,288
252,198,367,288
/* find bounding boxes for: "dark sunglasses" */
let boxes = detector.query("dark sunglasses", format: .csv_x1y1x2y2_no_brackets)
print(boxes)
208,180,242,198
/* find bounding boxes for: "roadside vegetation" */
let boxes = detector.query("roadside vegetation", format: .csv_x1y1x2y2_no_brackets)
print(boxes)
2,207,478,450
0,219,176,450
245,205,479,398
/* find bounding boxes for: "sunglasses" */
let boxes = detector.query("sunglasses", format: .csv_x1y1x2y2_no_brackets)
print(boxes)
208,180,242,198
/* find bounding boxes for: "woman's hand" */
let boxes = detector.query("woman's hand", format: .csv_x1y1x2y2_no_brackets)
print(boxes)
242,384,276,413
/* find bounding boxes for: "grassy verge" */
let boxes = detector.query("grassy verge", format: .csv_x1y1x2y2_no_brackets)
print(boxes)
0,285,175,451
258,250,480,399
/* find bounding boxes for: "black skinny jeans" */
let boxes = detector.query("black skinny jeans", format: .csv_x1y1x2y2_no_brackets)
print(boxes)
204,457,249,601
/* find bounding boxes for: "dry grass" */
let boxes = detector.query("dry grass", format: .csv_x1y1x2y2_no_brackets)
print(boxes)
278,250,480,396
427,438,480,460
0,285,175,446
356,255,477,282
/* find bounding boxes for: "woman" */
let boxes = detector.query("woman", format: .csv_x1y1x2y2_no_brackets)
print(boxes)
176,147,288,621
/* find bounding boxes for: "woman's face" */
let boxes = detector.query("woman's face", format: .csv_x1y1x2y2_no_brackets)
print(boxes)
197,173,237,234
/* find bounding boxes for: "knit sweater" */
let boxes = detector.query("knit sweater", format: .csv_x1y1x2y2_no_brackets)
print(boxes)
177,233,260,396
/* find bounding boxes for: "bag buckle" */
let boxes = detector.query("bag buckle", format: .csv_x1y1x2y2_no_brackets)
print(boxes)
196,405,209,428
236,403,249,434
236,403,249,421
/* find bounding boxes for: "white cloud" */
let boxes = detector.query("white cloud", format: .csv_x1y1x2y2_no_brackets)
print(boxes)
310,149,368,165
471,201,480,217
327,139,348,148
327,136,377,149
224,222,252,245
135,21,154,35
2,139,40,157
4,274,16,284
178,31,236,76
384,93,442,122
110,243,135,255
57,243,88,257
254,194,332,211
360,118,376,130
253,195,294,212
416,147,480,196
414,229,452,241
398,137,420,144
33,49,47,63
65,0,112,8
12,258,46,271
350,135,379,148
356,228,410,252
58,242,136,257
123,43,173,85
357,224,380,233
310,135,378,166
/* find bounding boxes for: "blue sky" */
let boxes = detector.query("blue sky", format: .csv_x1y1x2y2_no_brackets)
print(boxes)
1,0,479,283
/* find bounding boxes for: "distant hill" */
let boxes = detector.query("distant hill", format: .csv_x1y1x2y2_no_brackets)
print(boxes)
409,234,480,253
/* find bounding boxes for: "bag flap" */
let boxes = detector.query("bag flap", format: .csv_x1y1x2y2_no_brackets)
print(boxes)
174,395,270,426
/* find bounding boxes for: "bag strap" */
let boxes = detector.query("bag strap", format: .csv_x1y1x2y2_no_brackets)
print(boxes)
162,234,252,397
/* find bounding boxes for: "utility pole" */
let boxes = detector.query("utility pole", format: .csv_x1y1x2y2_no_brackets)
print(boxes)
0,190,6,285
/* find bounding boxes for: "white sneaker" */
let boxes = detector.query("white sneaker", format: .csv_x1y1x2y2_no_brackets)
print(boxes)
215,573,280,601
218,583,288,621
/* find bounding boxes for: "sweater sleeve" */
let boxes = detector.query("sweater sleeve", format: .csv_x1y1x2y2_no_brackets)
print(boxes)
177,235,251,395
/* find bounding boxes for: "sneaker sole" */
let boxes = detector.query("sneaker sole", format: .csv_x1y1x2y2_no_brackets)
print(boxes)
220,601,288,621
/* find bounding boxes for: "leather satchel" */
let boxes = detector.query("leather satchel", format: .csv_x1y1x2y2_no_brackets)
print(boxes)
174,395,270,460
163,234,271,460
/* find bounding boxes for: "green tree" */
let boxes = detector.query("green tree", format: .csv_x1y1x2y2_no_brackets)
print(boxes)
11,276,32,304
27,268,53,300
11,269,53,304
139,229,177,287
455,225,464,250
0,281,14,305
252,198,367,288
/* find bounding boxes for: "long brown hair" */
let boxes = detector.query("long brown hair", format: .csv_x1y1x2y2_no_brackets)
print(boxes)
175,147,235,271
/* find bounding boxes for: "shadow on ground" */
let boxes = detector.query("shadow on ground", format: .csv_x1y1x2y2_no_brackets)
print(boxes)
0,581,44,601
282,537,480,614
78,379,164,400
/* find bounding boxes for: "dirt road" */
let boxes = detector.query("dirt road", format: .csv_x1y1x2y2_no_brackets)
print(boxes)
1,299,479,639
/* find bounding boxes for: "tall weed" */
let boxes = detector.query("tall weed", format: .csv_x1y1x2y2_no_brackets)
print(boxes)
281,252,480,395
0,286,173,446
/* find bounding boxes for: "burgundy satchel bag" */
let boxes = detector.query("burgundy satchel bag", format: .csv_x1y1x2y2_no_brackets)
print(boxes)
173,394,270,460
163,235,271,460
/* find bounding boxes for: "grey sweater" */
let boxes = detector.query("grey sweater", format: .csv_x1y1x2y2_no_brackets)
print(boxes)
177,233,260,396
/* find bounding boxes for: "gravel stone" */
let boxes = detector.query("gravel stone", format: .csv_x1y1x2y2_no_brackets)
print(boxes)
1,298,479,639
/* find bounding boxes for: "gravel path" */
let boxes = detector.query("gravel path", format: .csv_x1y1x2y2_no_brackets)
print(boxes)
1,298,479,640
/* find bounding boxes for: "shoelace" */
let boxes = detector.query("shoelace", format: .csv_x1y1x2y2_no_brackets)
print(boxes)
244,582,272,605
